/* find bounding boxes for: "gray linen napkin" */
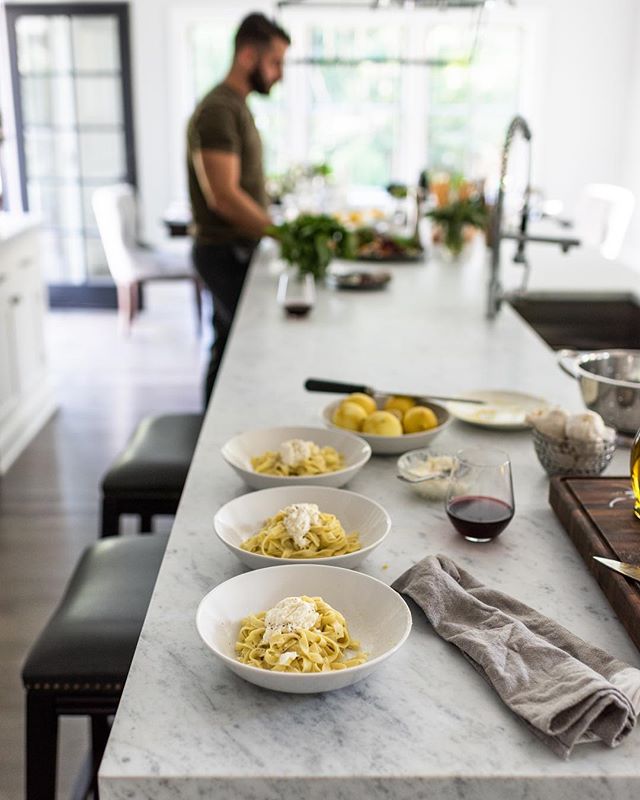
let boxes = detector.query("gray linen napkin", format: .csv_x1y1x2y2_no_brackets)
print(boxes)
392,554,640,758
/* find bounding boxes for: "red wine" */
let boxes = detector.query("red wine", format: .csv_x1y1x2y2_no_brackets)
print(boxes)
284,302,312,317
446,495,514,541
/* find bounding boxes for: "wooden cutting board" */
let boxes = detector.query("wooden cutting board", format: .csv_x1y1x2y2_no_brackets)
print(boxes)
549,476,640,652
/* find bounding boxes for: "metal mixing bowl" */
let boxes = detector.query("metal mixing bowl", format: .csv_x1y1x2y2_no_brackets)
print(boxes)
558,349,640,435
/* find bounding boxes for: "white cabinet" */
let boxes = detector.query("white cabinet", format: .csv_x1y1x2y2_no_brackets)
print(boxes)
0,217,56,474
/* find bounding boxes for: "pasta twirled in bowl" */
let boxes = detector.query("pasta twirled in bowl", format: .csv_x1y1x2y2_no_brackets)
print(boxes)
240,503,361,559
251,438,344,477
235,595,367,672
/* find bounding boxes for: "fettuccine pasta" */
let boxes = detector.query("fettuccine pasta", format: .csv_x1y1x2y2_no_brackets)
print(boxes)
251,439,344,476
235,595,367,672
240,505,361,559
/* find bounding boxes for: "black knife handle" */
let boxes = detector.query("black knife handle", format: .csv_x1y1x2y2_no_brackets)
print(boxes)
304,378,371,395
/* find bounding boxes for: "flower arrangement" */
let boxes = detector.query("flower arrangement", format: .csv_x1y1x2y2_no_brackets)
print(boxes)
427,174,488,258
268,214,354,279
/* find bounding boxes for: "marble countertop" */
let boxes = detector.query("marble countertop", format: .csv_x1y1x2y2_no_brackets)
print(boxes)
99,247,640,800
0,211,40,243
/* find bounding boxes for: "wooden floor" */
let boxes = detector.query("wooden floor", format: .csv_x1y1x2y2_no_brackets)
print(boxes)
0,283,204,800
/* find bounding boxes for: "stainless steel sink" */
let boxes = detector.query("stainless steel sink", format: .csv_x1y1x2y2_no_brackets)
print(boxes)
509,293,640,351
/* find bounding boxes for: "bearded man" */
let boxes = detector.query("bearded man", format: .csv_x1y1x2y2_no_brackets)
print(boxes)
187,13,290,404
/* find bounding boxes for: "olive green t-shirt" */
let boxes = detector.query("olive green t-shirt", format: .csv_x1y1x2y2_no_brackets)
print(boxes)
186,83,267,244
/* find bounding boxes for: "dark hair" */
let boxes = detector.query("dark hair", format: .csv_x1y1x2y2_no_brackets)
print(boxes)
234,13,291,53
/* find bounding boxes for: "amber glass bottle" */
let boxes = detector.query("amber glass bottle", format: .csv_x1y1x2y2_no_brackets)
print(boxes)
630,428,640,519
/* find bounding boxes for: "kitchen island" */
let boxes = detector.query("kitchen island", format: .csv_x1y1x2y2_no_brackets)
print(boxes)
99,248,640,799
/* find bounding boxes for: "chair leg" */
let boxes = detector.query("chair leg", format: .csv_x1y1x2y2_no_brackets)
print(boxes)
101,496,121,537
116,283,132,336
25,691,58,800
129,282,139,325
140,514,153,534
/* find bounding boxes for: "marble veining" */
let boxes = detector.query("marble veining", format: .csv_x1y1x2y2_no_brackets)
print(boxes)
100,251,640,799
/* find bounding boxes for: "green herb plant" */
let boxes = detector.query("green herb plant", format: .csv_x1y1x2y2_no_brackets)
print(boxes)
268,214,354,280
427,197,488,257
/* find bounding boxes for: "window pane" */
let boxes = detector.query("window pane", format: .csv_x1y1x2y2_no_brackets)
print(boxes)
76,76,123,125
307,63,400,186
304,26,402,186
427,24,522,178
20,75,75,126
188,24,233,99
16,15,72,74
79,131,125,179
27,180,83,231
310,24,401,60
71,16,120,72
39,229,85,283
24,130,79,179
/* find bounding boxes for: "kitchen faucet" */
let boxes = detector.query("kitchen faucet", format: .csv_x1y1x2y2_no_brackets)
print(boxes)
487,115,581,318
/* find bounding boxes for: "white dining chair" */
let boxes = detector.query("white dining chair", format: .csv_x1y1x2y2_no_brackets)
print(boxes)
574,183,635,260
92,184,202,334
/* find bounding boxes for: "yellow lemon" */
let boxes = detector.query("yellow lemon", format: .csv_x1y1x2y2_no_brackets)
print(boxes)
387,408,404,422
362,410,403,436
332,401,367,431
384,395,416,416
403,405,439,434
346,392,377,415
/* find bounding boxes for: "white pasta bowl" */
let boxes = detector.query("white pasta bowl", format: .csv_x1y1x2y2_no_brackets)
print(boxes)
214,485,391,569
221,426,371,489
322,398,451,455
196,564,412,693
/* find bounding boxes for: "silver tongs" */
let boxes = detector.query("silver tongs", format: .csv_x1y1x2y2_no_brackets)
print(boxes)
304,378,487,405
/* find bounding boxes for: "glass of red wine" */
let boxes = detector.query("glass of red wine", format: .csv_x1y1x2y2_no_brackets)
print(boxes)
445,447,514,543
277,271,316,318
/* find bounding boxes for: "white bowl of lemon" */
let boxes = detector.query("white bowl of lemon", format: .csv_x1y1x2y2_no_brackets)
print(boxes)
322,392,451,455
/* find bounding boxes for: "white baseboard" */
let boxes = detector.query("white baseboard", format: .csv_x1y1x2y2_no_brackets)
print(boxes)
0,381,57,475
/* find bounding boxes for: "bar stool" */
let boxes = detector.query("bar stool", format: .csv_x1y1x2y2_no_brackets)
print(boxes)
21,533,168,800
100,413,203,537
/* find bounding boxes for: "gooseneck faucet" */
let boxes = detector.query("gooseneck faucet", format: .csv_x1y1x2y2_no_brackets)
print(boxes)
487,115,581,318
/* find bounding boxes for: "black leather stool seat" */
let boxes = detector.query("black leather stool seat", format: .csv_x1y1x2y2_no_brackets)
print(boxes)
100,413,202,536
22,534,168,799
23,534,168,689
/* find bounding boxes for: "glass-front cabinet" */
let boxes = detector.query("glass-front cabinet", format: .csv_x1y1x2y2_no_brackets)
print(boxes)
6,3,136,306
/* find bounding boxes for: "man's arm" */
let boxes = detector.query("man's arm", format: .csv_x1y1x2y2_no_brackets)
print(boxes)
192,149,271,240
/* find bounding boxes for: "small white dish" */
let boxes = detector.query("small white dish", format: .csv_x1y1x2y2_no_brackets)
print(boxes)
214,485,390,569
446,390,548,430
221,426,371,489
322,398,451,455
195,564,412,693
397,448,455,501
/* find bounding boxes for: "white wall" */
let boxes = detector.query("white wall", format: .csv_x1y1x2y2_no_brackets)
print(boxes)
2,0,640,263
524,0,637,221
619,2,640,267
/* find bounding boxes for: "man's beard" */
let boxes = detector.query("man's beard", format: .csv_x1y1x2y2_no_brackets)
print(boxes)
248,65,271,95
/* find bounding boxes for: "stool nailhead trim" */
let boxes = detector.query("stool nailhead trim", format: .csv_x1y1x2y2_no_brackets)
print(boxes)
25,681,123,692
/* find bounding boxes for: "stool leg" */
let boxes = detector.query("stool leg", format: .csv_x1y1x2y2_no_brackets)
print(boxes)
90,714,111,796
140,514,153,534
25,691,58,800
101,496,121,537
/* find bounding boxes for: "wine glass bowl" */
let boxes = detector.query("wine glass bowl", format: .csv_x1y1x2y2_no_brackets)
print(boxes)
445,447,514,543
277,271,316,317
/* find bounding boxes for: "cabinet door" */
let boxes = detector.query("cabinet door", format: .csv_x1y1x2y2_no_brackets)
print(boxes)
7,234,48,396
10,284,44,395
0,276,20,422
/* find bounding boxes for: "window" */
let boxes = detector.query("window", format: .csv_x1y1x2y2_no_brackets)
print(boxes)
6,3,136,305
172,6,531,199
